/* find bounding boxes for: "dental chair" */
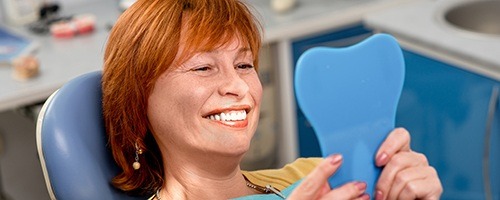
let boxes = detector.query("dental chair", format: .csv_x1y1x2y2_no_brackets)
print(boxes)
294,33,405,196
36,71,145,200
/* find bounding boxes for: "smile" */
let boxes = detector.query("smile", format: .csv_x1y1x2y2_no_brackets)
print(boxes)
205,110,247,122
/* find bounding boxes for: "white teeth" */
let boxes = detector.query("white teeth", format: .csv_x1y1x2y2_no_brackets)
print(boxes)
206,110,247,122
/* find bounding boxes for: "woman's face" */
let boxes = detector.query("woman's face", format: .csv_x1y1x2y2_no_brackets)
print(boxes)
147,37,262,157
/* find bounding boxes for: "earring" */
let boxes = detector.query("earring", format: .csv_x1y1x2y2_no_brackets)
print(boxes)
133,142,143,170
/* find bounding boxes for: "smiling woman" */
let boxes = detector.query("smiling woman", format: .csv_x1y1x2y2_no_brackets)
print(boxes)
102,0,442,199
102,0,262,196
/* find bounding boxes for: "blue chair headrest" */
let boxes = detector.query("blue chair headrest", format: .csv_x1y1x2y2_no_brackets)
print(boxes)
36,71,145,200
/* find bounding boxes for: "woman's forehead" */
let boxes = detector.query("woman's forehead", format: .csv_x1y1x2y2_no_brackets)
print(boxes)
176,34,252,62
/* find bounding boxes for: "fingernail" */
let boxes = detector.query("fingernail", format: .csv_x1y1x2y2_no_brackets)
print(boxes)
360,194,370,200
375,190,383,200
355,181,367,191
329,154,342,165
376,153,388,166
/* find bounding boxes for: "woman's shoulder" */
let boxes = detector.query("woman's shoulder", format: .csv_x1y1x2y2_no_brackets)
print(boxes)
242,157,323,190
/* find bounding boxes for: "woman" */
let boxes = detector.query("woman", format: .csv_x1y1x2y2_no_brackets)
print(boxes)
102,0,442,199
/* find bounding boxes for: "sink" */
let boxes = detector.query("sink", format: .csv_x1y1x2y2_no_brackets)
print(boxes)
443,1,500,36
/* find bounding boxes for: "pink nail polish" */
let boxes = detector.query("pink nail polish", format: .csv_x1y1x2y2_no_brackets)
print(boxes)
330,154,342,165
375,190,383,200
377,153,388,166
355,182,367,191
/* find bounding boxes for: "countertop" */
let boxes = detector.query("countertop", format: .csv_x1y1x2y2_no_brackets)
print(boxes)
248,0,415,42
0,0,120,112
364,0,500,81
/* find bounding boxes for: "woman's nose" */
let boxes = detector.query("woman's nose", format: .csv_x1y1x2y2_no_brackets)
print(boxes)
218,69,250,98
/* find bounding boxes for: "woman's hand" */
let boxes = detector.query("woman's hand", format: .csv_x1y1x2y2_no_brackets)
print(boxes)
374,128,443,200
288,154,370,200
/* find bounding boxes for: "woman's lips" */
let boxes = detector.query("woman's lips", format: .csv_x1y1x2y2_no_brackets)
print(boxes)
210,118,249,128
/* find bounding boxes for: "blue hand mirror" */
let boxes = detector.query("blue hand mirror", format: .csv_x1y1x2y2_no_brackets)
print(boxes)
294,33,405,197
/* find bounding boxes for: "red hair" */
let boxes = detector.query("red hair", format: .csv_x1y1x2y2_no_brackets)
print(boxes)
102,0,262,195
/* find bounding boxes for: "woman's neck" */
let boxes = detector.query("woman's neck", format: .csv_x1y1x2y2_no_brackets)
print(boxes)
158,150,258,199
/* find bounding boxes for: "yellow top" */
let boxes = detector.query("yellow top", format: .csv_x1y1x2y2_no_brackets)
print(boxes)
242,157,322,191
148,157,322,199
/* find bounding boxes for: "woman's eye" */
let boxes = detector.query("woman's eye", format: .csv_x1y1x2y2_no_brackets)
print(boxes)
237,64,254,70
189,65,217,76
192,66,210,71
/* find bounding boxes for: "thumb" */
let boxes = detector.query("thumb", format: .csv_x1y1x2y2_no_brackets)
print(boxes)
288,154,342,199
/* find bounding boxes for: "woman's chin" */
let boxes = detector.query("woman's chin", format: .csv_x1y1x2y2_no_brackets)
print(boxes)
209,142,251,158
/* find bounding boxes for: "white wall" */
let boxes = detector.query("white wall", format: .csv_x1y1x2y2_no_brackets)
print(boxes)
0,2,4,23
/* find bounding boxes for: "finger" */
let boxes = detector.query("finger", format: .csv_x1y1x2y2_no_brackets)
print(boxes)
386,166,437,200
376,151,428,200
375,128,411,167
288,154,343,199
319,181,369,200
354,194,371,200
397,172,443,200
317,182,332,197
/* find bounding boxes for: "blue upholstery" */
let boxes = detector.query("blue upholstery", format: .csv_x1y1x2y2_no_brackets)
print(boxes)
294,34,405,196
36,71,144,200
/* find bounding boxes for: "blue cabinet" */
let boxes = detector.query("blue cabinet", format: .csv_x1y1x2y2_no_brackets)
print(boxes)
398,50,500,199
292,27,500,199
491,98,500,199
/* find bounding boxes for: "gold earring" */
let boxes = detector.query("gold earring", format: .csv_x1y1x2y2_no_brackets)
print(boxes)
133,142,143,170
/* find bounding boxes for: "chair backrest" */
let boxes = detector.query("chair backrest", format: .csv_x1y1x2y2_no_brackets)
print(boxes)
36,71,145,200
294,33,405,196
